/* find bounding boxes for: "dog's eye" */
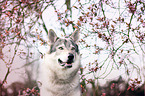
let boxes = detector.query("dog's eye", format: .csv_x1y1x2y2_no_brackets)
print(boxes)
58,47,64,50
71,47,75,50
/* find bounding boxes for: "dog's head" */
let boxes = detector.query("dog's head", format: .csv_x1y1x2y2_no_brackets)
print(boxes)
48,29,79,69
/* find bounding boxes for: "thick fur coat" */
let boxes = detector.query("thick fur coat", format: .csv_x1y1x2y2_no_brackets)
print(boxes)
40,29,81,96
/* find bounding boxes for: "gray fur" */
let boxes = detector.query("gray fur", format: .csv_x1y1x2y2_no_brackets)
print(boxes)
70,30,79,43
49,39,79,54
48,29,58,43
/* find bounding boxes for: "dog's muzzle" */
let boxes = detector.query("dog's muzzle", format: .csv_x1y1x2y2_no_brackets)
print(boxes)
58,53,74,68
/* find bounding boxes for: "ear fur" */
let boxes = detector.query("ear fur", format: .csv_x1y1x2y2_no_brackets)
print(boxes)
70,29,79,43
48,29,57,43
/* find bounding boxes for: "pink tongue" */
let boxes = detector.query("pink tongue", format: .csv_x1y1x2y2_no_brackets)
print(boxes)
66,63,72,65
65,63,72,67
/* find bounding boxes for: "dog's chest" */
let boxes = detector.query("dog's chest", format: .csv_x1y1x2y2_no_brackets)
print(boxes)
44,75,80,96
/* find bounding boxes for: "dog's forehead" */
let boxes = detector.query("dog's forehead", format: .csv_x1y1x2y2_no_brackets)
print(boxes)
49,37,79,54
55,38,75,47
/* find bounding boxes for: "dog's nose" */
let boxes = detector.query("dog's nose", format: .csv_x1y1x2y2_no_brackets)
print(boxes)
68,53,74,60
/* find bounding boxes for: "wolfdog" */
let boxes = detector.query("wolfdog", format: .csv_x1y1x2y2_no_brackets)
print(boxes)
40,29,81,96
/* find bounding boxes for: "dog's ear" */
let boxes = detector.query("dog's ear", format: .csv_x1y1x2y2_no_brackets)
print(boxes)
48,29,57,43
71,29,79,43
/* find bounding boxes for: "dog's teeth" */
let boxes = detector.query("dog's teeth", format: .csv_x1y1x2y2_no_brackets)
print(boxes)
60,63,65,66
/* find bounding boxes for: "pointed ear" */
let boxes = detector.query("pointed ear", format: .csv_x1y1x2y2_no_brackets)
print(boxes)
70,29,79,43
48,29,57,43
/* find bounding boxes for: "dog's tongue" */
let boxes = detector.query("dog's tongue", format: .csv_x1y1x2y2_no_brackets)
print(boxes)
65,63,72,68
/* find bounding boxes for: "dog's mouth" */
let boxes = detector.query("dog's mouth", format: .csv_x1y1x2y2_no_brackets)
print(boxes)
58,59,73,68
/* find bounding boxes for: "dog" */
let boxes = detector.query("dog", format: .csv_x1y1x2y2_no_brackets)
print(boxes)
40,29,81,96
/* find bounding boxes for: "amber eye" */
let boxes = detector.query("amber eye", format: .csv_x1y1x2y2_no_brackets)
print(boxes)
58,47,64,50
71,47,75,50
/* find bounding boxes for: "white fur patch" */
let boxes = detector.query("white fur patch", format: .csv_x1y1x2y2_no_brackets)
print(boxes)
40,51,81,96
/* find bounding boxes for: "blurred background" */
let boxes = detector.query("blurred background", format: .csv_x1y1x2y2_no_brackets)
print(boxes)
0,0,145,96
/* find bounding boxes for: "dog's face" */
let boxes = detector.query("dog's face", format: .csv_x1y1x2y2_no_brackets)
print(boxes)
48,29,79,69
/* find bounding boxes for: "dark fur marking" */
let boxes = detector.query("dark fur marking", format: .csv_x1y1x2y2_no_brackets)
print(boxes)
49,39,63,53
70,40,79,53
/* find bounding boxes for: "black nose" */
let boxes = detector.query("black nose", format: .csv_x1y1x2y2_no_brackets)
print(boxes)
68,53,74,60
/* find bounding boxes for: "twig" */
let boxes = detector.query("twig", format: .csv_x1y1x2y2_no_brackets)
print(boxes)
0,67,10,87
